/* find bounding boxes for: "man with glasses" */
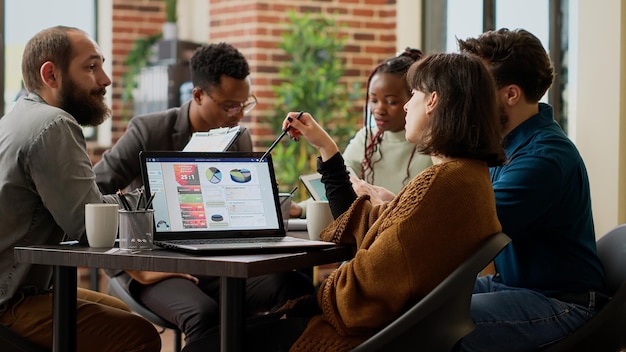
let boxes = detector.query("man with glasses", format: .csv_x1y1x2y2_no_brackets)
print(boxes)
95,42,314,347
95,42,256,193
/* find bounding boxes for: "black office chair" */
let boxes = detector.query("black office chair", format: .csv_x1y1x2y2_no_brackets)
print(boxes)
108,275,183,352
351,232,511,352
541,224,626,352
0,325,48,352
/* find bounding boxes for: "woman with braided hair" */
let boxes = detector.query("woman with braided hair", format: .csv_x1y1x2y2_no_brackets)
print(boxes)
344,47,432,204
291,49,432,217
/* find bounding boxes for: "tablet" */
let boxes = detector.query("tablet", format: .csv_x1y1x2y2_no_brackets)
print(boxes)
300,167,357,201
299,172,328,201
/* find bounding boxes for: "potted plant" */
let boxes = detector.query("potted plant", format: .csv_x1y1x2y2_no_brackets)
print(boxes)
121,33,161,105
121,0,177,107
271,11,361,194
162,0,178,39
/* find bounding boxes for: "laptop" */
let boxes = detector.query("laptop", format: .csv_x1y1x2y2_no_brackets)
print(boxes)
140,151,335,253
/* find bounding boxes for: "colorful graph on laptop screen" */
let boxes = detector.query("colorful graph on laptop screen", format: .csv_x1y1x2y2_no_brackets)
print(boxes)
143,154,281,233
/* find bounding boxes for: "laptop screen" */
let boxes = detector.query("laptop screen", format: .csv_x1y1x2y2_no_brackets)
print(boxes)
140,151,284,241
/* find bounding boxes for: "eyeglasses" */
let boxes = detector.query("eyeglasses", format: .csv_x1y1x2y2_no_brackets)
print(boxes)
205,91,257,117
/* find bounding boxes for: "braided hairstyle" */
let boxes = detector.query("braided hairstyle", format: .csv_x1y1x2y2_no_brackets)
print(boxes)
360,47,423,184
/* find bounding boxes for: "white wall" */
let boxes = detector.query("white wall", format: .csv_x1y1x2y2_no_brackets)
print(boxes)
97,0,113,147
575,0,626,236
177,0,209,43
396,0,422,52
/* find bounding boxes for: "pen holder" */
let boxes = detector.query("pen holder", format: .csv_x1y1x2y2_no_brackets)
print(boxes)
118,209,154,250
278,193,293,231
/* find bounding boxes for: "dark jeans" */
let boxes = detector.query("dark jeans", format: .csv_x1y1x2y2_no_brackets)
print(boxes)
461,275,599,352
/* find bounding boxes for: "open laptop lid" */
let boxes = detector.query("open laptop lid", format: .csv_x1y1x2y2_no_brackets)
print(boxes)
140,151,285,242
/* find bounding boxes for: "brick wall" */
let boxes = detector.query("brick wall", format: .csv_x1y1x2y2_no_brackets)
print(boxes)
208,0,398,148
89,0,165,162
91,0,398,160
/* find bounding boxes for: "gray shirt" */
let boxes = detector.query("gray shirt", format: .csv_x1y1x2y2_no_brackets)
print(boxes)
0,93,118,307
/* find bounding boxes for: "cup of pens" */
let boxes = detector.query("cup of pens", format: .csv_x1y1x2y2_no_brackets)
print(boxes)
116,189,155,251
278,192,293,231
118,209,155,251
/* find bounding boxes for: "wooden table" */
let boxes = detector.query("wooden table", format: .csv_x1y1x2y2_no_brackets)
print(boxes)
14,239,350,352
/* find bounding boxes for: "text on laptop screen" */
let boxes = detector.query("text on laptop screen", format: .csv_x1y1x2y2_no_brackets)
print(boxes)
143,154,281,234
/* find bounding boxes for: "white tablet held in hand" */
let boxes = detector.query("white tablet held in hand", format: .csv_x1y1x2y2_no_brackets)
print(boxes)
300,167,357,201
299,172,327,201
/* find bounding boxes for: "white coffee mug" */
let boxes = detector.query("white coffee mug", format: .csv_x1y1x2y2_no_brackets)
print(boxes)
85,203,119,248
307,201,333,240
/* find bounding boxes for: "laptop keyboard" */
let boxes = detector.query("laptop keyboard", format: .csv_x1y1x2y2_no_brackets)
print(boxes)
163,237,298,245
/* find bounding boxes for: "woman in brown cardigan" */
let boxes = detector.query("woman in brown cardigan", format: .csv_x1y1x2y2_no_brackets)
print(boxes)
182,52,506,352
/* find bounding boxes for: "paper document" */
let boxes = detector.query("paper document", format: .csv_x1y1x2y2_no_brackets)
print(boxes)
183,126,242,152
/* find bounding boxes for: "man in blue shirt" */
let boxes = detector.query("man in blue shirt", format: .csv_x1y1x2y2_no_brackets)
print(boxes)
458,28,607,352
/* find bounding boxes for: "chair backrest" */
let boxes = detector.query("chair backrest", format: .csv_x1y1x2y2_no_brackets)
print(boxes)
596,223,626,295
540,224,626,352
351,232,511,352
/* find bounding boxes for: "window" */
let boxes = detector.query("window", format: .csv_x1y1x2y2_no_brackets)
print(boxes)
424,0,575,132
4,0,98,139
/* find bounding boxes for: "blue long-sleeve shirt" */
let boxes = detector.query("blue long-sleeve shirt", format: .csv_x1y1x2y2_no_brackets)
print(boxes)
492,103,606,295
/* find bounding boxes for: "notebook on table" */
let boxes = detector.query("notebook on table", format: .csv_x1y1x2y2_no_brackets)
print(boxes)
140,151,334,253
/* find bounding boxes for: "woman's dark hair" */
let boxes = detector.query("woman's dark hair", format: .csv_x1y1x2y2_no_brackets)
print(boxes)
22,26,80,93
457,28,554,102
406,53,505,166
191,42,250,92
361,47,424,184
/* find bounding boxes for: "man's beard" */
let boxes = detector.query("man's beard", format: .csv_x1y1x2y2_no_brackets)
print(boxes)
59,76,111,127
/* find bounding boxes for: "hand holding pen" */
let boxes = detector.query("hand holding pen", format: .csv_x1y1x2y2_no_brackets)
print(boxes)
259,111,304,162
280,112,340,161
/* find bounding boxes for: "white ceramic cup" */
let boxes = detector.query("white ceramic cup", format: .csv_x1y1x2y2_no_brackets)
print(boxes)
307,201,333,240
85,203,119,248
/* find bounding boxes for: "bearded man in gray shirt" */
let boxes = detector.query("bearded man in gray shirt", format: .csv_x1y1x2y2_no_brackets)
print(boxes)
0,25,160,351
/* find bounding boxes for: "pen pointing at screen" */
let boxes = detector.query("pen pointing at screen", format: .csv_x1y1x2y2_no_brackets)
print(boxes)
280,112,341,162
259,111,304,162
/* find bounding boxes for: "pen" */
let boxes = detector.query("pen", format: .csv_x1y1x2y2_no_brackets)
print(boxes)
280,186,298,207
144,192,156,210
135,189,145,211
259,111,304,162
117,190,131,211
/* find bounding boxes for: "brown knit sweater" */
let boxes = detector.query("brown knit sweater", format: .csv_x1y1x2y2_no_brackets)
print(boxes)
289,159,502,352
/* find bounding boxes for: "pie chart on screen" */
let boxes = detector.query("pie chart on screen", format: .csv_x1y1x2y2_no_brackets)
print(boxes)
230,168,252,183
206,167,222,184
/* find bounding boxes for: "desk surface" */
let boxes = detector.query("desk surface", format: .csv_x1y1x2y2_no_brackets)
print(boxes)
14,243,351,278
13,233,351,352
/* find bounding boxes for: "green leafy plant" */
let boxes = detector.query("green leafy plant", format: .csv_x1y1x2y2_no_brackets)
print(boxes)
121,0,176,109
121,33,162,104
271,11,361,195
164,0,177,22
